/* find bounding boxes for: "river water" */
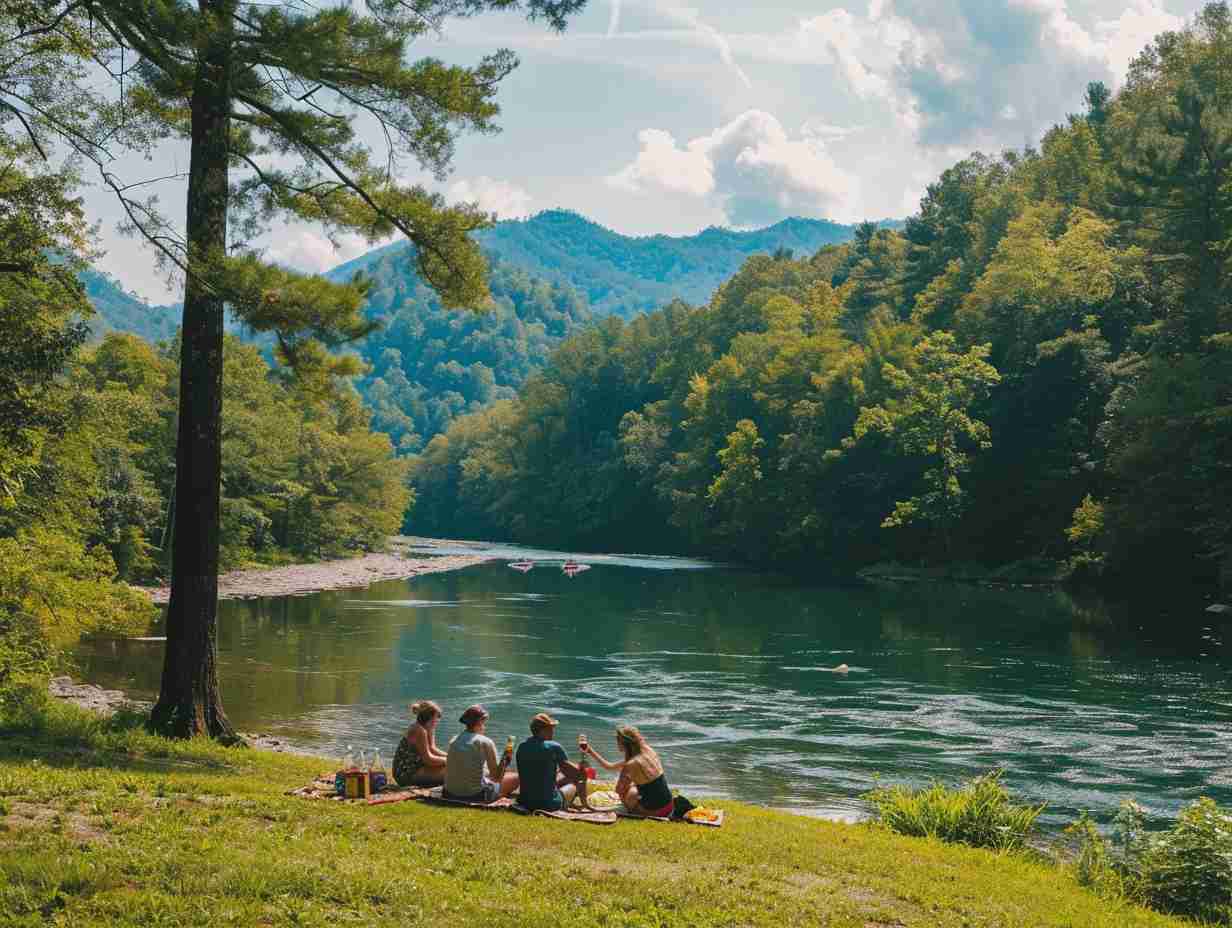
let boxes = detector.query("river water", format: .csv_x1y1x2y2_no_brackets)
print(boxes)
73,544,1232,825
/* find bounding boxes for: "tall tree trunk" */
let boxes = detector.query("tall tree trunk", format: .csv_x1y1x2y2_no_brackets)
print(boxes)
150,1,237,740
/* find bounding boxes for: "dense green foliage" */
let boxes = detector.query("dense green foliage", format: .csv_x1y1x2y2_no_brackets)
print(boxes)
342,251,590,451
73,331,411,576
0,145,152,715
865,770,1045,852
328,209,874,320
0,136,411,712
409,7,1232,593
1071,798,1232,924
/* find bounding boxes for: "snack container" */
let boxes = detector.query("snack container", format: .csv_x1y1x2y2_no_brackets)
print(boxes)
343,770,371,799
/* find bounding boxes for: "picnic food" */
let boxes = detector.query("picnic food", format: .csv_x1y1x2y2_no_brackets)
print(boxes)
684,807,720,824
585,788,623,811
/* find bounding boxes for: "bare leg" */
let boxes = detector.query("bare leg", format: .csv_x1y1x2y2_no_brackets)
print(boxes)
575,768,592,810
410,760,446,787
499,772,519,799
622,785,642,812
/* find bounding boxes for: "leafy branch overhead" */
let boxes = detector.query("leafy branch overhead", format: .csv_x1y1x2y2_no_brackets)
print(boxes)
5,0,582,325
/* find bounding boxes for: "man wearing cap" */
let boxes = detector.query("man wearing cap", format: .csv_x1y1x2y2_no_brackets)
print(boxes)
515,712,591,812
444,705,519,803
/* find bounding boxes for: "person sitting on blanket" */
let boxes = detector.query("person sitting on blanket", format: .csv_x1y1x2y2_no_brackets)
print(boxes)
582,725,674,818
393,699,448,787
514,712,591,812
443,704,519,803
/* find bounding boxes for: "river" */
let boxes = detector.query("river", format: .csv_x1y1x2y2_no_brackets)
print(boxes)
73,543,1232,826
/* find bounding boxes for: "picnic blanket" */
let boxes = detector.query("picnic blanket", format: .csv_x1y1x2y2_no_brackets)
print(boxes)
286,774,429,806
587,787,725,827
615,807,725,828
287,776,615,822
425,787,616,824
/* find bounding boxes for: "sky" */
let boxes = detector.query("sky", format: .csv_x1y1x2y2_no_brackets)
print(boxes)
79,0,1208,303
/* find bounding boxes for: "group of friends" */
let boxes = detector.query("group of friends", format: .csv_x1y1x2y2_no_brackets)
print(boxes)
392,700,676,817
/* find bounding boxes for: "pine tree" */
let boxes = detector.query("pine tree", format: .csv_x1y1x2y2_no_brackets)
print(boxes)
11,0,584,738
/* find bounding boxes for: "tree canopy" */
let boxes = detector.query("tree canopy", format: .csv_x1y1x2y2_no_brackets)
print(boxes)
407,3,1232,596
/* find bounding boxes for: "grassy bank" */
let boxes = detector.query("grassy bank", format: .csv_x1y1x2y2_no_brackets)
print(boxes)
0,706,1187,928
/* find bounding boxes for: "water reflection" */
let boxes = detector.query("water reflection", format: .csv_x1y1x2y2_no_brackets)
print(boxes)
72,554,1232,825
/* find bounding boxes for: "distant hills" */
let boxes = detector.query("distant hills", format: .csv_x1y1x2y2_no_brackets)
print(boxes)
328,209,877,319
80,210,879,444
86,210,881,337
79,268,180,343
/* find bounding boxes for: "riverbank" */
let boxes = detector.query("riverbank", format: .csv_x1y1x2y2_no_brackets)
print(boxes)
0,703,1186,928
140,544,492,603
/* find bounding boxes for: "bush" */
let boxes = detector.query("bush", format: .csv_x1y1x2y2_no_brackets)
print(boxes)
1142,798,1232,922
0,529,153,723
865,769,1045,852
1067,798,1232,924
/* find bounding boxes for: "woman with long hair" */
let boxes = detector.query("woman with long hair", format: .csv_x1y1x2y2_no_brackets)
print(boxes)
392,699,448,787
582,725,675,817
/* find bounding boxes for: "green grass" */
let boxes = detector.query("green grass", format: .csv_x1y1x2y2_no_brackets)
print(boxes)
0,704,1191,927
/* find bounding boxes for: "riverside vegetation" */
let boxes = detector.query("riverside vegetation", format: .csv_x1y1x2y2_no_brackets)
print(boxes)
3,3,1232,925
408,6,1232,599
0,702,1199,928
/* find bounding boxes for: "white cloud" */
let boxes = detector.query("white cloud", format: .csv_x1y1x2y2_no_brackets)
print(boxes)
1094,0,1183,82
607,0,621,37
609,110,857,226
797,9,901,104
651,2,752,87
266,230,374,274
447,176,535,219
609,128,714,197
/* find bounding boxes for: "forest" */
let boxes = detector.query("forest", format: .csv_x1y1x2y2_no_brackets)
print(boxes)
408,9,1232,595
341,251,591,451
0,160,408,709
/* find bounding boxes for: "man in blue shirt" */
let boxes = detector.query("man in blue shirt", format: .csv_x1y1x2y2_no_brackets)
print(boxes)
515,712,591,811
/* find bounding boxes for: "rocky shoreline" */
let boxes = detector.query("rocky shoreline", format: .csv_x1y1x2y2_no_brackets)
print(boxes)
140,549,492,604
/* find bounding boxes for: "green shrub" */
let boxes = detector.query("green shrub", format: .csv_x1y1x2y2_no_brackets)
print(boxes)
1141,798,1232,922
1066,798,1232,924
864,769,1045,852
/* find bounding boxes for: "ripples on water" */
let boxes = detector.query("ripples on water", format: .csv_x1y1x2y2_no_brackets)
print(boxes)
73,544,1232,826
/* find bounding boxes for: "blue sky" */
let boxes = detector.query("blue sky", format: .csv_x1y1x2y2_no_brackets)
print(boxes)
83,0,1206,302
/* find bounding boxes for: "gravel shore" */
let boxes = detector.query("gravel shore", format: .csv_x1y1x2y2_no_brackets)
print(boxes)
140,550,492,604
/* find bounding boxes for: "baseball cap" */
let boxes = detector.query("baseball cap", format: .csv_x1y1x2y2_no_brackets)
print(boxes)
459,704,489,726
530,712,559,733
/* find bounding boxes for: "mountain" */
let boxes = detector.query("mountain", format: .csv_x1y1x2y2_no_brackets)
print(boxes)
79,268,180,343
344,249,590,451
328,210,878,318
81,211,879,447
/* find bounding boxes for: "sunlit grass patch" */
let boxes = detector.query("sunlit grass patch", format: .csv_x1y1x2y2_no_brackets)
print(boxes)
0,706,1188,928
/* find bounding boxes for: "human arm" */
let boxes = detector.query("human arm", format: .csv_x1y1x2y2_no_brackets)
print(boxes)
482,737,509,780
411,725,447,764
581,744,626,773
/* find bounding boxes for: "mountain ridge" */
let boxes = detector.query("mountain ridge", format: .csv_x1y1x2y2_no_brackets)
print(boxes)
87,210,888,335
326,209,887,318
